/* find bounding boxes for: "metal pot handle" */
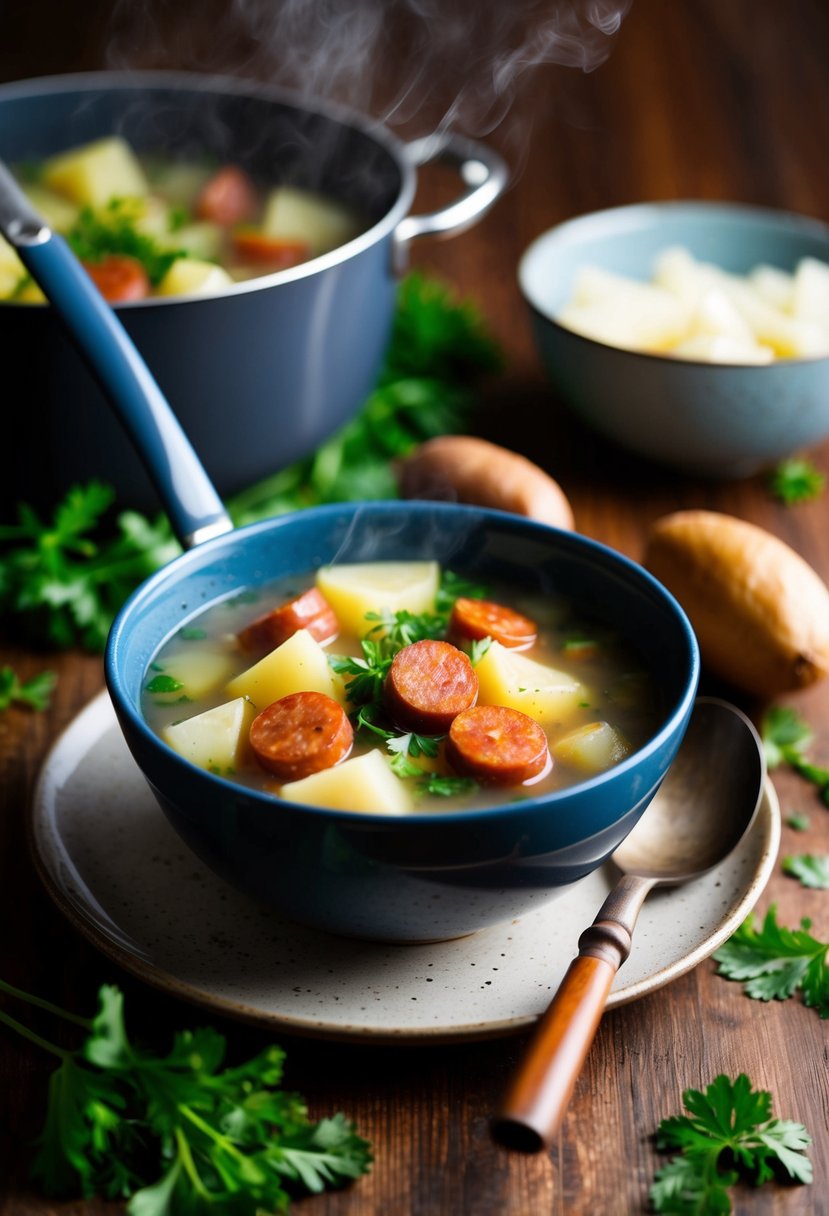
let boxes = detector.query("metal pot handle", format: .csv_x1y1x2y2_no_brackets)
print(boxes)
394,133,509,267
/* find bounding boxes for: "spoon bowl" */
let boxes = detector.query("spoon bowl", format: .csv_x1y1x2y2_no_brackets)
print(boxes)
492,696,765,1152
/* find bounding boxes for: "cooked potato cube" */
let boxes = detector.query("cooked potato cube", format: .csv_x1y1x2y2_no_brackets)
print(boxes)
475,641,587,726
155,257,233,297
146,651,236,703
280,749,413,813
552,721,631,774
23,184,79,232
690,286,756,342
262,186,360,256
652,245,718,310
162,696,256,773
712,273,829,357
160,221,224,261
749,264,795,312
42,136,149,208
315,562,439,638
225,628,345,709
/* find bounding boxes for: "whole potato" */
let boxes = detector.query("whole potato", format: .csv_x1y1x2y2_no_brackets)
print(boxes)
644,509,829,698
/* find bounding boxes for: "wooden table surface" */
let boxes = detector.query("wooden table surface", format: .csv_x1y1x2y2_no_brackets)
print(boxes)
2,2,829,1213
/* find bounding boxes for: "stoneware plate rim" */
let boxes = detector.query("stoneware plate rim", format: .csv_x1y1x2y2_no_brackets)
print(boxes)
28,691,781,1045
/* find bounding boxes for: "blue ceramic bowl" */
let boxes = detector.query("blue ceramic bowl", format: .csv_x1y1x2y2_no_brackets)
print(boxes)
106,500,699,943
519,201,829,477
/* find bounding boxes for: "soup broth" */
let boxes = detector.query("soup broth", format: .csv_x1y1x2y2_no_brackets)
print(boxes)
142,562,660,814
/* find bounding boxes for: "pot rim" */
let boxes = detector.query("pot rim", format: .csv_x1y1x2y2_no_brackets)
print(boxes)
0,67,418,305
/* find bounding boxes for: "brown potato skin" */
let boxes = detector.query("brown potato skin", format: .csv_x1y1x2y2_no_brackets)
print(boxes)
397,435,574,530
644,509,829,698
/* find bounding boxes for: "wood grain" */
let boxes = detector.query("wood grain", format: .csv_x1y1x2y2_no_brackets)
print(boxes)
2,2,829,1213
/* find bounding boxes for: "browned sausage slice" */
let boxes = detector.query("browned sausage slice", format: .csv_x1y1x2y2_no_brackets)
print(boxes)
446,705,550,785
384,640,478,734
82,254,151,302
195,164,258,226
238,587,339,652
250,691,353,781
448,597,537,651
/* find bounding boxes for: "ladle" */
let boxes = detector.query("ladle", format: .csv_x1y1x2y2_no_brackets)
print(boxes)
491,695,766,1153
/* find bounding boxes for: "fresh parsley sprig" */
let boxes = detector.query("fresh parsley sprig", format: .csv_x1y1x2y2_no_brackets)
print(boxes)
0,665,56,711
782,854,829,889
768,457,826,506
712,904,829,1017
66,199,186,285
761,705,829,804
0,978,371,1213
650,1074,812,1215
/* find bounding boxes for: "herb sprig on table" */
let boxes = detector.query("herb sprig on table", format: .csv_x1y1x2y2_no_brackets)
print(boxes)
712,905,829,1017
0,978,371,1213
768,456,826,506
0,273,501,650
650,1074,812,1215
761,705,829,804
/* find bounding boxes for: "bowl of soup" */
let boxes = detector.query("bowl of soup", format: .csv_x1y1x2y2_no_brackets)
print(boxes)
106,499,699,943
0,70,506,512
519,201,829,477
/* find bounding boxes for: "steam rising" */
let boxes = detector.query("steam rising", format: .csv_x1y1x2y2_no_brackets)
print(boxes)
107,0,632,137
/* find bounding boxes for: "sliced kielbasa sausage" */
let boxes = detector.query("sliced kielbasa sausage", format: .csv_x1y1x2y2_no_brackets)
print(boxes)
250,691,353,781
195,164,258,226
238,587,338,652
384,639,478,734
446,705,550,785
448,597,537,651
82,254,151,302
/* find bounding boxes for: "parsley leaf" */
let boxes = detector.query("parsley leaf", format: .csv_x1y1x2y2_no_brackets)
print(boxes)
782,854,829,889
0,666,56,711
786,811,811,831
651,1074,812,1214
761,706,829,803
768,457,826,505
0,978,372,1211
713,904,829,1016
66,199,186,286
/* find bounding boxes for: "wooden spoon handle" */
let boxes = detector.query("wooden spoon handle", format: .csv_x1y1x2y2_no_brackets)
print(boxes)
492,875,653,1153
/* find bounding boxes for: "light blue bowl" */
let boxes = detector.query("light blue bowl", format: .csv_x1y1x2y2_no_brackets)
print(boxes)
519,201,829,477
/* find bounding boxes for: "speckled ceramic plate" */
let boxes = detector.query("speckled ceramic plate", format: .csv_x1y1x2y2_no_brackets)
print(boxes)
30,691,780,1043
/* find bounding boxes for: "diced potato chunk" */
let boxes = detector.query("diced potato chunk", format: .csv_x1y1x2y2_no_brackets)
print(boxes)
551,721,631,774
315,562,440,638
160,221,224,261
280,749,413,814
558,266,689,352
155,257,233,297
262,185,360,256
162,696,256,773
42,136,149,208
23,184,79,232
691,287,756,342
146,651,237,703
475,641,587,726
0,236,26,298
225,628,345,709
712,274,829,357
749,264,794,311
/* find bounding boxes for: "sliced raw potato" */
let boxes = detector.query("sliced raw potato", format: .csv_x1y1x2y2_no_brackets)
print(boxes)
162,696,256,773
475,641,587,726
711,274,829,357
156,257,233,297
652,245,718,310
791,257,829,330
691,286,756,342
669,334,773,364
262,185,360,256
315,561,440,638
42,136,149,208
280,749,414,814
23,184,79,232
558,267,689,352
749,264,794,311
225,628,345,709
551,721,631,774
146,650,237,703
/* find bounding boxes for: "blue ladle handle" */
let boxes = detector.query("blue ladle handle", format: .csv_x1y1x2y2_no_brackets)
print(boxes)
0,160,233,549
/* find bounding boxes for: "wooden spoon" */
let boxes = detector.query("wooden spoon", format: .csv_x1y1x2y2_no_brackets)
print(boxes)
490,696,766,1153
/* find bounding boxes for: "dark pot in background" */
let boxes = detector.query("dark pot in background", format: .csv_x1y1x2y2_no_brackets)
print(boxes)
0,71,507,513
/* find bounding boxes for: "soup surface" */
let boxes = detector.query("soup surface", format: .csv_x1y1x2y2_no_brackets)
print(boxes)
1,135,363,302
142,561,660,814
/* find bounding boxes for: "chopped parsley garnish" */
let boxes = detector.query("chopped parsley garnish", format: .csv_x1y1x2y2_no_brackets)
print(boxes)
650,1074,812,1214
66,199,186,286
144,674,184,694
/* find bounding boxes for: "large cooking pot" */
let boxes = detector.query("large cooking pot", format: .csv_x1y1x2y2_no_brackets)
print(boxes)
0,70,507,512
